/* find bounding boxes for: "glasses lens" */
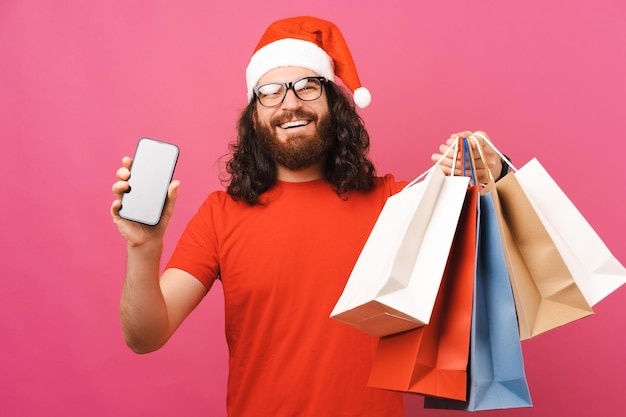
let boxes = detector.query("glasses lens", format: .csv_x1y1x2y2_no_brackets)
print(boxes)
256,83,286,107
293,78,323,101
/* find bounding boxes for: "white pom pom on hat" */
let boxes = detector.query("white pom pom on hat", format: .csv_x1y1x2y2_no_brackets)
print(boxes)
353,87,371,109
246,16,371,108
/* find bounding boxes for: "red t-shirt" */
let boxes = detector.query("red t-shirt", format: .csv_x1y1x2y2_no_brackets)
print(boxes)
167,174,406,417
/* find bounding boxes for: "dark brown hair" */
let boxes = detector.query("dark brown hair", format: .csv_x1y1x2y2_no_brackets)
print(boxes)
223,81,376,205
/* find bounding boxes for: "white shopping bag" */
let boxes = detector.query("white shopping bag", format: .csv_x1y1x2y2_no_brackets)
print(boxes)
515,158,626,306
330,166,470,337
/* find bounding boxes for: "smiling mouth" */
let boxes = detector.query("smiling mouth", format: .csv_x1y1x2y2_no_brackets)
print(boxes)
279,120,310,129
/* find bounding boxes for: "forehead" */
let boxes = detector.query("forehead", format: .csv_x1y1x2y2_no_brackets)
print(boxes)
257,66,320,85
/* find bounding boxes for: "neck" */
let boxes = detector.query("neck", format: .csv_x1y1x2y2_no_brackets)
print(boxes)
276,163,324,182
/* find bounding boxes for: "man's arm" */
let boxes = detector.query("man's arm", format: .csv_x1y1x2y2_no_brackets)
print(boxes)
120,247,208,353
111,156,207,353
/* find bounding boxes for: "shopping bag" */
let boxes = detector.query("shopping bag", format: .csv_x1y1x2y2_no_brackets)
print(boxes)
330,165,470,336
425,189,532,411
473,131,622,316
367,185,478,400
468,132,593,339
495,173,593,340
514,158,626,306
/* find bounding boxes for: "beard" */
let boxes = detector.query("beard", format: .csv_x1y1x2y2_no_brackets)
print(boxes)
255,109,334,171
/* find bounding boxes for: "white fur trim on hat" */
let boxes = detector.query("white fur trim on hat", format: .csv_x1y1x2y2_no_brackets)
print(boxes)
246,38,335,101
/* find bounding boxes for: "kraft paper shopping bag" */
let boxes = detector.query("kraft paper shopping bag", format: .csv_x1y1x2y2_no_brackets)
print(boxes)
425,191,532,411
367,186,478,400
494,175,593,340
330,166,470,336
515,158,626,306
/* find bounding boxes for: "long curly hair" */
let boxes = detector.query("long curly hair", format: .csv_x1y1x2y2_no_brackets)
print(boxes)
223,81,377,205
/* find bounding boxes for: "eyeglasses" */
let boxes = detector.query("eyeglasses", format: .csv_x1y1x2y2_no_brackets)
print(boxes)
253,76,326,107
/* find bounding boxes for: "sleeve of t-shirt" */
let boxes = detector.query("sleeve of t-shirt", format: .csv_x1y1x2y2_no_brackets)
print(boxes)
165,192,222,290
381,173,409,197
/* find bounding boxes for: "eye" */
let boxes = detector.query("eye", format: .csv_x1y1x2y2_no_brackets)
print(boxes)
293,78,310,92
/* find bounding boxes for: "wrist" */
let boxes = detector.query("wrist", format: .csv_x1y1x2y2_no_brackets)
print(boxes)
497,155,511,180
127,237,164,255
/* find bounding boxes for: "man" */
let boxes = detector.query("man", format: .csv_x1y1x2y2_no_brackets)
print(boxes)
111,16,505,417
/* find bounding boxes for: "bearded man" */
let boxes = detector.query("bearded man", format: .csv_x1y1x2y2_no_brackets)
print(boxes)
111,16,505,417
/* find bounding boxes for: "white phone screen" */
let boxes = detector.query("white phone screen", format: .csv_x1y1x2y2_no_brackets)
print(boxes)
119,138,179,225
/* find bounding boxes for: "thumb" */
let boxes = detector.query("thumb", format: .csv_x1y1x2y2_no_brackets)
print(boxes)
161,180,181,220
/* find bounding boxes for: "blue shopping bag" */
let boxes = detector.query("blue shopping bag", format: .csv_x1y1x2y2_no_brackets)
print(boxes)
425,187,532,411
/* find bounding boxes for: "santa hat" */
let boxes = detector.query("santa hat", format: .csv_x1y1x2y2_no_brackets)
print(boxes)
246,16,372,108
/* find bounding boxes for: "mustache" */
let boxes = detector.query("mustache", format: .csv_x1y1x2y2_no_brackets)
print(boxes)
271,109,318,127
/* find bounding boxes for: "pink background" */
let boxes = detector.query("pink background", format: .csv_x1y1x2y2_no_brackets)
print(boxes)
1,1,625,416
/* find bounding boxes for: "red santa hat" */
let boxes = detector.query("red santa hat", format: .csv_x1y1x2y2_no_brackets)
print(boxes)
246,16,372,108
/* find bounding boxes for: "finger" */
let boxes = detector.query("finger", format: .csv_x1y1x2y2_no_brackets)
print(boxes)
432,152,455,169
122,156,133,169
116,166,131,181
110,199,122,220
472,131,490,143
439,143,455,154
161,180,181,220
438,143,461,163
112,179,130,196
168,180,180,200
432,156,456,169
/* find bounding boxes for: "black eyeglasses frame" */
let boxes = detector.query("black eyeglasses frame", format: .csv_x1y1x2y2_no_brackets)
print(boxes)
253,76,327,107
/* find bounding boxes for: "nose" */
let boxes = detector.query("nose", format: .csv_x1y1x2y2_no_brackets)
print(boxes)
280,87,302,109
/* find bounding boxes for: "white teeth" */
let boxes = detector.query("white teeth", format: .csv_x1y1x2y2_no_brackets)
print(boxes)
280,120,308,129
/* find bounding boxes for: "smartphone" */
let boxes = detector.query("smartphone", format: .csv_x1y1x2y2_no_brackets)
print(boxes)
119,137,179,226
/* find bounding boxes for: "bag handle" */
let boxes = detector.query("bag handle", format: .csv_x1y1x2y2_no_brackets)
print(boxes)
403,130,509,191
448,136,478,185
461,137,478,186
403,140,460,190
467,135,494,183
470,131,517,173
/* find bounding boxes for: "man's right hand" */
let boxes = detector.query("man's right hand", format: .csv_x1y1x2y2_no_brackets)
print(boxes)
110,156,180,247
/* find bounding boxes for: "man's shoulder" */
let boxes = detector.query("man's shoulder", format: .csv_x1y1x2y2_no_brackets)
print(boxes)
373,173,409,196
194,189,248,215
